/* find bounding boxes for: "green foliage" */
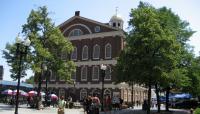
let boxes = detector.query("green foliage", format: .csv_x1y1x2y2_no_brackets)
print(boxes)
194,108,200,114
183,56,200,97
2,43,29,80
2,6,75,81
116,2,182,86
25,76,34,84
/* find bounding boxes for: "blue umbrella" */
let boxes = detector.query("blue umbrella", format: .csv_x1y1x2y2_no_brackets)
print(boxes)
173,93,192,99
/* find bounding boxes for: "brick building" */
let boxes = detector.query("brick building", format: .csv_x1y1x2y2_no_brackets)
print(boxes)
40,11,147,104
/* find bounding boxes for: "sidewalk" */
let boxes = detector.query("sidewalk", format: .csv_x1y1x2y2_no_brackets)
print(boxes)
99,106,190,114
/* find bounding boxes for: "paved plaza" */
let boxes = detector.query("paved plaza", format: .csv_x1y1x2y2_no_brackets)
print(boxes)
0,103,190,114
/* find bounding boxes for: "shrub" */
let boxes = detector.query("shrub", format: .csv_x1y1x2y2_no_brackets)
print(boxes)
194,108,200,114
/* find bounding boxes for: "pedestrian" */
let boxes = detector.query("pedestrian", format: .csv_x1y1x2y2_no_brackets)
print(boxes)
104,95,112,114
86,96,92,114
57,96,66,114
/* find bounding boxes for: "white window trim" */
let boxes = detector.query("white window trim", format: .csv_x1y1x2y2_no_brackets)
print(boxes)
71,47,77,60
71,71,76,81
82,45,88,60
81,66,87,81
80,89,87,100
93,44,100,59
69,29,83,37
105,43,112,59
105,65,111,81
94,26,100,32
92,66,99,81
104,89,111,96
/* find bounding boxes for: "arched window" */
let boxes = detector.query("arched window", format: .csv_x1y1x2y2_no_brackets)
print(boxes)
80,89,87,100
71,70,76,81
69,29,83,37
104,89,111,97
92,66,99,81
81,66,87,81
105,65,111,80
93,44,100,59
82,45,88,60
105,43,112,59
71,47,77,60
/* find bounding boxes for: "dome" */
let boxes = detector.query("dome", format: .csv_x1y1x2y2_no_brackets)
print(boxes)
109,13,124,29
110,14,123,22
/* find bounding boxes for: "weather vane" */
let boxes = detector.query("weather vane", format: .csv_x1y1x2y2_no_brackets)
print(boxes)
115,6,118,15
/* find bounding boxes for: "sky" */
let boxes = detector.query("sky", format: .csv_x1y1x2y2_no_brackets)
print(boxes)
0,0,200,81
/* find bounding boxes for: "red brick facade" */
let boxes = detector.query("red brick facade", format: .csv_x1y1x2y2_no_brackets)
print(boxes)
40,12,147,104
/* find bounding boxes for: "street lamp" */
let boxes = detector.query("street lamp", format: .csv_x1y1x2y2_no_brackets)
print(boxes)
14,34,31,114
43,65,48,106
100,64,107,111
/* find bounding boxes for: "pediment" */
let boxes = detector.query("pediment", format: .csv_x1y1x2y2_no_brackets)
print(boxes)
59,16,119,37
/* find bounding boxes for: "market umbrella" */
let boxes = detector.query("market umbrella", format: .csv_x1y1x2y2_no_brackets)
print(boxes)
13,90,26,96
174,93,192,99
21,91,28,97
1,89,13,95
49,94,58,100
28,90,37,96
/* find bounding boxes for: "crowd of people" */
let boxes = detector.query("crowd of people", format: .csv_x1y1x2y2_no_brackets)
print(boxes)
82,95,123,114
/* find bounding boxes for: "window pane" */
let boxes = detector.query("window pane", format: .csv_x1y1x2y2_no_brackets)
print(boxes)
82,46,88,60
105,44,111,58
71,47,77,60
105,66,111,80
92,66,99,80
81,66,87,80
71,71,76,80
69,29,83,36
93,45,100,59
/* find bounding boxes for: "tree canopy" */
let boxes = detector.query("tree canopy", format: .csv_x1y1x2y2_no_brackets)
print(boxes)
3,6,76,81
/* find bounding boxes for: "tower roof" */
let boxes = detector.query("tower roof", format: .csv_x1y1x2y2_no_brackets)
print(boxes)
110,14,123,22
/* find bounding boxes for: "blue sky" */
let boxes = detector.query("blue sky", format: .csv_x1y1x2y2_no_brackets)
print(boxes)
0,0,200,81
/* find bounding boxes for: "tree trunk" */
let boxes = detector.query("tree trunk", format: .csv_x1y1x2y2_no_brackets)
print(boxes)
131,82,134,108
155,83,160,113
165,86,170,111
37,63,43,109
147,82,151,114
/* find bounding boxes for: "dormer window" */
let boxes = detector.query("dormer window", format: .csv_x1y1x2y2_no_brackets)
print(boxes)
94,26,100,32
69,29,83,37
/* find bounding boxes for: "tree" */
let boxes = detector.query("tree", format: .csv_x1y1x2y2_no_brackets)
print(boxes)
183,56,200,99
116,2,183,114
156,7,195,111
25,76,34,84
3,6,76,109
2,43,29,80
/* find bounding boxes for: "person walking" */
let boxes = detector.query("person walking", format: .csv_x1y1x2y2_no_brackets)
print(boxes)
85,96,92,114
57,96,66,114
104,95,112,114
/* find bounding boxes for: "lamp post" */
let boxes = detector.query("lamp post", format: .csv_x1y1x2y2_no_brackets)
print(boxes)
100,64,107,111
43,65,48,106
14,34,31,114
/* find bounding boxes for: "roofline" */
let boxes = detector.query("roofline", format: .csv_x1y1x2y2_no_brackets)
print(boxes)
58,16,122,31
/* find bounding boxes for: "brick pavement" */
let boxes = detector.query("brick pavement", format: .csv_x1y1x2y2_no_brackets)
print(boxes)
0,103,190,114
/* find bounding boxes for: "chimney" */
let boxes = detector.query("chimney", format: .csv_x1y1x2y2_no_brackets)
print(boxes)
75,11,80,16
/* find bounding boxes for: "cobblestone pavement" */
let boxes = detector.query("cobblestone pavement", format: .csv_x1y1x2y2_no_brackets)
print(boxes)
0,103,190,114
